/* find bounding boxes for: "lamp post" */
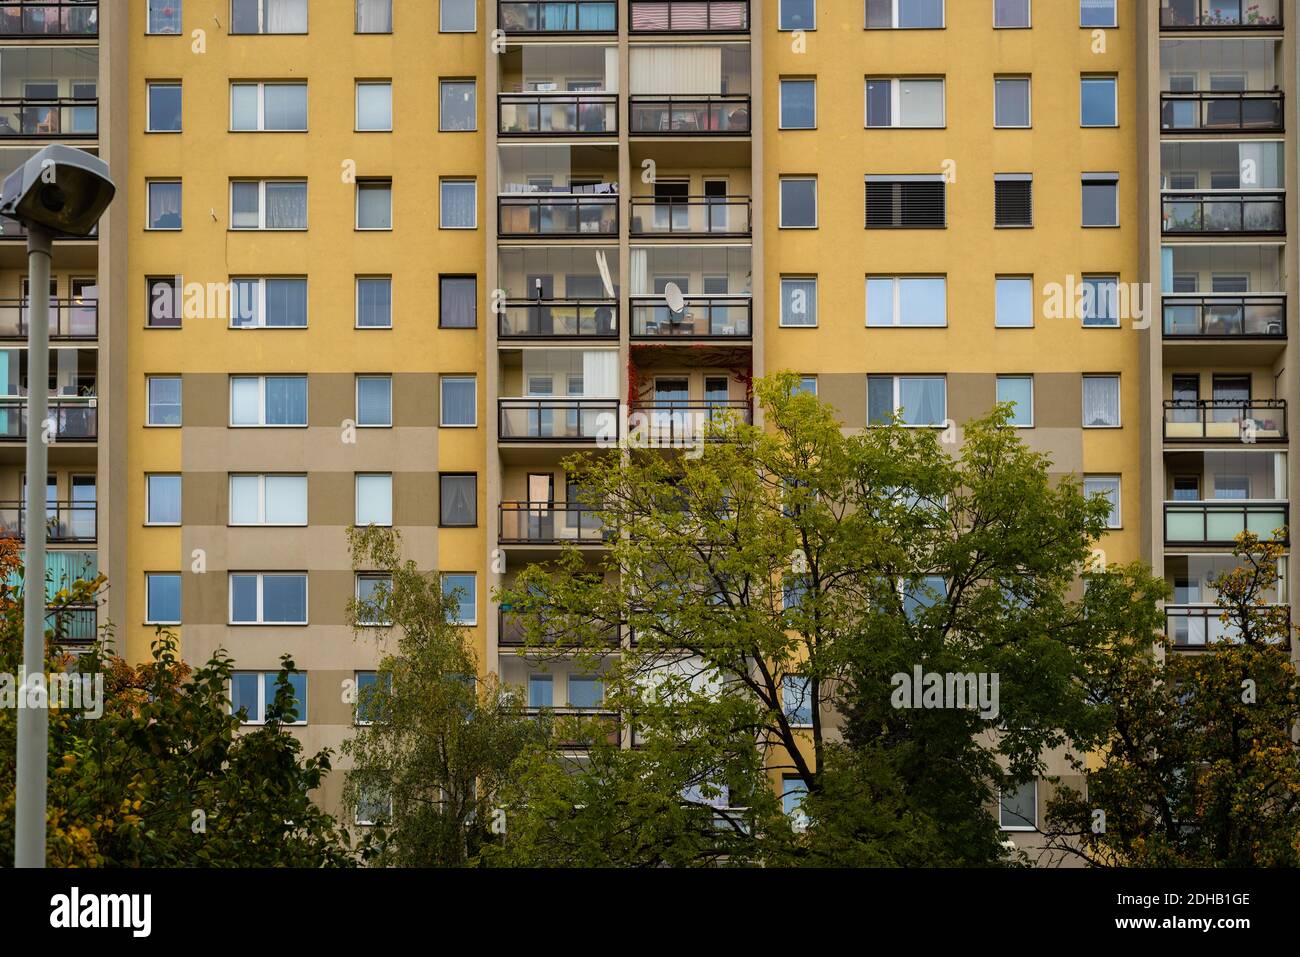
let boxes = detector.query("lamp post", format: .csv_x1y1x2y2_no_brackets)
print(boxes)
1,145,115,869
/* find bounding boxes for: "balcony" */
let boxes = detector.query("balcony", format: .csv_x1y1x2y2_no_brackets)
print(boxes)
498,607,621,648
0,2,98,37
1166,604,1289,648
1162,191,1284,235
1160,92,1284,132
1163,399,1287,442
523,708,621,749
498,397,620,442
628,1,749,33
0,97,96,139
0,299,97,340
1164,501,1288,546
498,0,617,33
1163,296,1285,340
499,299,618,340
0,501,95,543
1160,0,1281,29
629,296,751,340
499,501,611,545
498,195,618,238
629,196,751,237
629,401,751,445
498,93,618,137
629,95,750,135
0,397,97,441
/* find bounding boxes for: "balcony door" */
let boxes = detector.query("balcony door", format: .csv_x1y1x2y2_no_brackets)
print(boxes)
527,473,554,542
1171,374,1199,425
653,180,689,232
1211,374,1250,425
70,474,95,540
704,179,729,233
21,473,57,525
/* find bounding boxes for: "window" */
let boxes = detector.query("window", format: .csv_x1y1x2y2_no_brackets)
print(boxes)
779,177,817,228
1000,780,1037,830
996,376,1033,427
230,180,307,230
231,672,307,726
995,277,1034,328
1082,173,1118,227
356,180,393,230
780,79,816,129
440,376,477,426
441,573,477,625
439,276,477,328
782,675,813,727
356,81,393,131
1081,76,1117,127
229,572,308,625
147,0,182,33
440,80,476,131
778,0,815,29
440,179,477,229
356,474,393,527
356,376,392,427
569,675,604,709
1084,476,1121,529
865,176,946,228
146,474,181,525
147,376,182,426
440,473,477,527
147,82,182,132
230,375,308,426
783,776,809,823
147,276,182,328
229,278,308,328
230,82,307,131
994,77,1030,127
994,174,1033,227
865,78,945,128
866,276,946,327
903,575,946,620
146,573,181,624
356,277,392,328
1080,0,1116,28
868,375,946,426
229,474,308,526
147,180,182,230
355,788,391,826
1082,375,1120,428
355,577,392,628
866,0,944,28
230,0,308,34
779,277,818,327
356,0,393,32
994,0,1029,27
1081,275,1120,327
354,671,389,723
528,673,553,708
440,0,476,31
795,376,818,396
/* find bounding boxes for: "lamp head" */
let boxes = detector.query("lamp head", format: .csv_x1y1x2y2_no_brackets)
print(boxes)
0,145,115,238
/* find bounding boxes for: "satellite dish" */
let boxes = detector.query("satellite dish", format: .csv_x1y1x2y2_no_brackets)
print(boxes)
663,281,686,314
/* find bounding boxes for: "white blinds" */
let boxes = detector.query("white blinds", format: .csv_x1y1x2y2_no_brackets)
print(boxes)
582,351,618,397
630,47,722,96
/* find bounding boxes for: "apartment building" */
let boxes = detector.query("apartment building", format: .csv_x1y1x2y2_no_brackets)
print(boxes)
0,0,1283,841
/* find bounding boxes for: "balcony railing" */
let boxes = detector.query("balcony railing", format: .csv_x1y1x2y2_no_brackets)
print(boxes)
498,195,618,237
499,299,618,339
629,196,751,236
1160,92,1284,132
629,0,750,32
0,502,96,543
1162,295,1285,339
1164,501,1289,546
1160,0,1281,29
629,296,751,339
498,93,618,136
499,502,610,544
629,400,751,445
0,397,97,441
0,299,97,340
1163,399,1287,442
523,707,620,749
498,0,617,33
498,607,621,647
1166,604,1290,648
499,397,620,442
48,603,96,645
629,95,751,135
0,98,97,138
1161,191,1285,235
0,2,98,36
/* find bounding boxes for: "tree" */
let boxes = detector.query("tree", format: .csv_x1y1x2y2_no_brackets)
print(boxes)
491,373,1167,866
341,526,543,866
1042,532,1300,866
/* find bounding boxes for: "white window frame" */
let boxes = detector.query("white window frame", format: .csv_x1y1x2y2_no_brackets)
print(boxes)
439,178,478,229
1084,474,1122,529
1080,274,1121,328
229,375,309,428
355,473,394,528
994,76,1031,128
778,77,816,129
1080,0,1117,28
146,375,182,427
230,672,309,727
228,474,308,527
228,572,309,625
995,375,1035,428
777,0,816,31
229,81,308,132
993,0,1030,28
356,180,393,231
797,376,818,396
355,81,393,132
145,572,182,625
1080,75,1118,128
229,179,307,231
994,275,1035,328
865,276,948,327
356,0,393,33
1082,173,1120,227
146,81,182,132
145,473,182,526
999,780,1038,831
440,375,478,427
439,0,477,32
355,577,393,628
356,375,393,427
355,276,393,329
439,78,478,132
779,276,818,327
441,572,478,625
867,0,946,29
782,674,814,728
146,180,182,231
870,375,948,427
1082,374,1122,429
865,77,946,128
230,0,309,35
228,277,308,328
146,0,183,34
778,176,818,229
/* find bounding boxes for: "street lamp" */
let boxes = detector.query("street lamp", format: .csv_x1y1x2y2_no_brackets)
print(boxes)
0,145,115,869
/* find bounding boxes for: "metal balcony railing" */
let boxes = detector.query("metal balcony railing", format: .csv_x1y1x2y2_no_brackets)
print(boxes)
497,195,618,237
1160,0,1282,28
1163,399,1287,442
1161,191,1285,235
0,397,97,441
499,501,611,544
498,0,617,33
628,0,750,32
629,400,751,444
47,603,96,645
629,296,751,339
1166,603,1290,648
1163,501,1289,546
499,299,618,339
498,397,620,442
523,707,620,749
628,94,751,134
629,196,751,236
1162,295,1285,339
0,97,97,138
498,93,618,136
498,607,621,647
0,299,97,340
0,501,96,543
1160,91,1284,132
0,2,98,36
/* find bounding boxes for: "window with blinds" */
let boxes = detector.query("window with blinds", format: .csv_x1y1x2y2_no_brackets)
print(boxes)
994,174,1033,227
865,176,946,228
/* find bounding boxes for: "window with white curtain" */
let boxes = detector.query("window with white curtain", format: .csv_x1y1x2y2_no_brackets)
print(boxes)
230,180,307,230
866,276,946,326
440,179,477,228
356,376,392,427
356,277,392,328
356,81,393,131
147,0,183,34
230,0,308,34
231,82,307,131
229,278,307,328
356,0,393,33
147,376,182,426
440,376,477,427
230,474,308,526
146,474,182,525
230,375,308,426
356,474,393,527
1082,375,1120,427
440,474,477,526
147,181,182,230
1084,475,1122,528
865,78,945,128
780,277,817,326
868,375,947,426
439,276,477,328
